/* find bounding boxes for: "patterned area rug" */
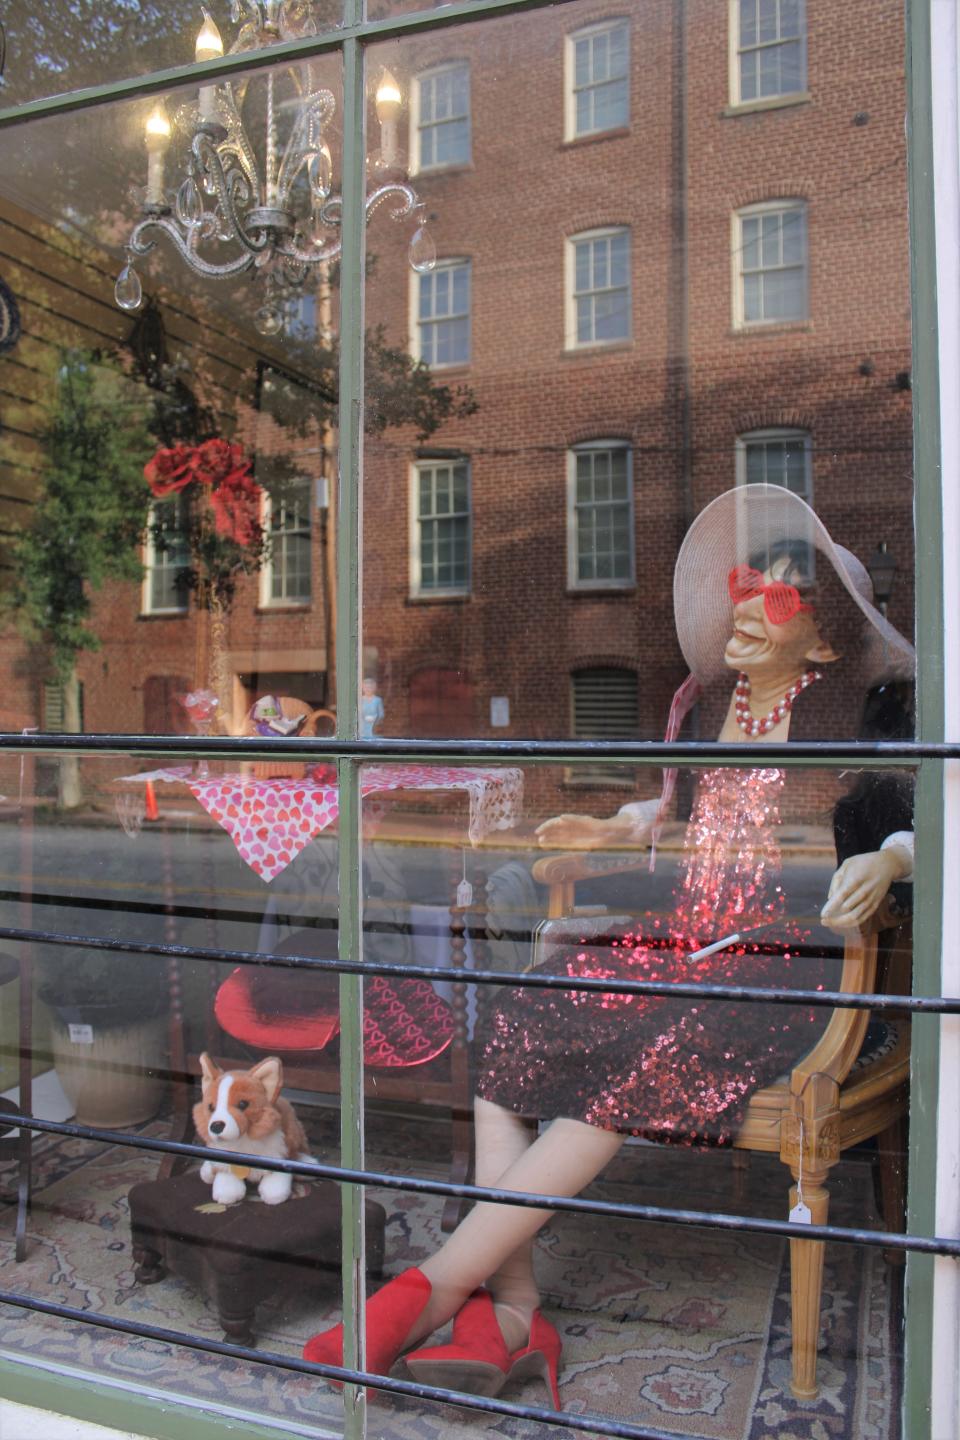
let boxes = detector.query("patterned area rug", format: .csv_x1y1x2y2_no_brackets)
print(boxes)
0,1107,900,1439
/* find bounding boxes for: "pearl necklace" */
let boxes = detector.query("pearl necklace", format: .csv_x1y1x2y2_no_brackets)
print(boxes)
734,669,822,737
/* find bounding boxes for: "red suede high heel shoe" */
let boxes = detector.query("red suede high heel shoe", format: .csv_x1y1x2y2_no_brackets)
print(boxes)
303,1267,432,1388
506,1310,563,1409
404,1292,563,1409
404,1289,513,1396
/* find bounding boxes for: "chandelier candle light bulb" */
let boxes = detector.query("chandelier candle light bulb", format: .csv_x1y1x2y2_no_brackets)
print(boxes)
195,10,224,122
375,69,402,171
144,102,172,206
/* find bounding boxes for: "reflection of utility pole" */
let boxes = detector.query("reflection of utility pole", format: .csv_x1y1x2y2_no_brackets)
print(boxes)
316,261,337,711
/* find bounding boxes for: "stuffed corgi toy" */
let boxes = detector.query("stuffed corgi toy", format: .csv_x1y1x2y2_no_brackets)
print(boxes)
193,1053,311,1206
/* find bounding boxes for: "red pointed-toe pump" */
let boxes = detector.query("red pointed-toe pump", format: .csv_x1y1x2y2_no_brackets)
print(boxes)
404,1289,513,1396
405,1292,563,1409
303,1267,432,1388
507,1310,563,1409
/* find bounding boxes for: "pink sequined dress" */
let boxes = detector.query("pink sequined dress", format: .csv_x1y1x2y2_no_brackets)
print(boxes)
476,767,841,1145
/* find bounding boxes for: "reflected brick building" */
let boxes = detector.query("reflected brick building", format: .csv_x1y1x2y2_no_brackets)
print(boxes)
0,0,914,814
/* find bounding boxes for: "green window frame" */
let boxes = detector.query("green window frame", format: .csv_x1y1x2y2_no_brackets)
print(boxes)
0,2,946,1438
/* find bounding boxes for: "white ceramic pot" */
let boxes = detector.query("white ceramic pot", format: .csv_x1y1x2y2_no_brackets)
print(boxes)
49,1009,168,1127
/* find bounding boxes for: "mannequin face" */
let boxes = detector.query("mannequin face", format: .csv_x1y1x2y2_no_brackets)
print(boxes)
362,679,377,698
723,556,839,678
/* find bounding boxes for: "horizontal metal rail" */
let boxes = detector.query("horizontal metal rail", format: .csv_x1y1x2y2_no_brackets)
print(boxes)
0,1289,695,1440
0,922,952,1011
2,1109,957,1255
0,732,948,761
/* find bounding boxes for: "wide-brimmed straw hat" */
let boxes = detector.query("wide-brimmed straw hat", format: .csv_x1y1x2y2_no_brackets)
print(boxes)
673,484,915,688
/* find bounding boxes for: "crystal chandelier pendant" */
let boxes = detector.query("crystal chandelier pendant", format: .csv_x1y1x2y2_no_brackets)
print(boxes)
176,178,204,227
254,303,284,336
408,222,437,274
307,144,333,201
114,263,143,311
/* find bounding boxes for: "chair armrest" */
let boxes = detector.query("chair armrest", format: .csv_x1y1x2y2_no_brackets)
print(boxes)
532,850,649,920
789,897,903,1098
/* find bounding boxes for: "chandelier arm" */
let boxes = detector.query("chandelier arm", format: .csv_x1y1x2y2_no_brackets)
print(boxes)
193,133,265,255
275,89,336,205
214,85,260,193
128,215,258,279
364,182,419,222
276,235,343,265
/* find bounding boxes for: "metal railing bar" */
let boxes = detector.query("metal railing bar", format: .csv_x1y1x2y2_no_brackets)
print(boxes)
0,922,951,1012
3,1110,957,1256
0,1289,695,1440
0,733,944,761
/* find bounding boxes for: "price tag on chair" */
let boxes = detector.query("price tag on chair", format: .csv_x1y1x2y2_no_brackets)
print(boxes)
789,1200,812,1225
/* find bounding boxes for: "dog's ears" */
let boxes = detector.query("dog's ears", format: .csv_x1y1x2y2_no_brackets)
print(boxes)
199,1052,221,1086
248,1056,283,1103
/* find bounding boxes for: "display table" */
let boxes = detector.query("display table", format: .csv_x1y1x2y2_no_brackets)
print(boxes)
120,763,524,881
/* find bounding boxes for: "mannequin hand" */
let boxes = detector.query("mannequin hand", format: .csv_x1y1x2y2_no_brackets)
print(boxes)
820,847,911,932
535,813,633,850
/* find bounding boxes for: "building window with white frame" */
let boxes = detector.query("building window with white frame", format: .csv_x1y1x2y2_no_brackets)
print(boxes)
568,442,634,587
733,0,806,105
736,428,812,502
566,19,630,140
567,228,631,348
261,478,312,606
143,499,190,614
413,62,471,172
415,259,471,368
734,201,807,326
411,459,471,596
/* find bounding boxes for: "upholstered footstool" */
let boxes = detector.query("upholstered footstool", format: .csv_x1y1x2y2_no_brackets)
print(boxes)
129,1171,386,1346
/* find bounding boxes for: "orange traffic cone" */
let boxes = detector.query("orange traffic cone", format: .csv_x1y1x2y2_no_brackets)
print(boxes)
144,780,160,822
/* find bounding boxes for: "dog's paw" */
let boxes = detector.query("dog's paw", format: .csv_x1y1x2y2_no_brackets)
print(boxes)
212,1172,247,1205
258,1171,293,1205
200,1160,216,1184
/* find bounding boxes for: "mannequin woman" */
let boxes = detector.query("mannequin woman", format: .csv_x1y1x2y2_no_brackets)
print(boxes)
304,484,914,1404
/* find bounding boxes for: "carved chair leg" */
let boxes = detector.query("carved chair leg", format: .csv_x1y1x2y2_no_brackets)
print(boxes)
788,1171,830,1401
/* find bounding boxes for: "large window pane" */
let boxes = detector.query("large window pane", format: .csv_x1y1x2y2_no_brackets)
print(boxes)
364,3,912,743
0,0,344,112
0,55,365,737
355,759,913,1433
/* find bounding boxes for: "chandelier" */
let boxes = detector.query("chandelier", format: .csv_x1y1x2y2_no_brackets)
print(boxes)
114,1,437,336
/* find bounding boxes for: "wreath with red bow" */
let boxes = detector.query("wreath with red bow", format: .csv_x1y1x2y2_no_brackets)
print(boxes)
144,439,266,606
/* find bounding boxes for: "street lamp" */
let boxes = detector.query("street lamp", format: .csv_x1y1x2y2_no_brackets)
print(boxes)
867,541,897,617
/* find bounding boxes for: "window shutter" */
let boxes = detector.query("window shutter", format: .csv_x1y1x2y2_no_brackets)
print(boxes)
570,668,638,783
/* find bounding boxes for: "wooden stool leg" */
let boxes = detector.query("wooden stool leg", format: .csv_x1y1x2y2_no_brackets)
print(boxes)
443,871,474,1233
788,1171,830,1401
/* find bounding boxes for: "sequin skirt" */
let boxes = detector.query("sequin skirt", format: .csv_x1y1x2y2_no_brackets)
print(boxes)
475,929,840,1146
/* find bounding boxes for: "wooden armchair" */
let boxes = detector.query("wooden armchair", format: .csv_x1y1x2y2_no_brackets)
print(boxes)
531,848,910,1401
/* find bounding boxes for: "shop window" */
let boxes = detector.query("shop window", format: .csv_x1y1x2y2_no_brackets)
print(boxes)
569,666,638,784
566,227,631,348
565,19,630,140
413,62,471,171
410,459,471,596
261,479,312,607
414,259,471,368
734,200,807,326
732,0,806,105
736,427,812,501
142,498,190,615
408,666,474,736
567,441,634,587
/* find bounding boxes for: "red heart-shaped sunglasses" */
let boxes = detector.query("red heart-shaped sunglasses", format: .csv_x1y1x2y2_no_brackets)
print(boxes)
727,565,813,625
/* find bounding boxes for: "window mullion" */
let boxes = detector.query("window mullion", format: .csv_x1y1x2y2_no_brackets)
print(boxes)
336,23,367,1440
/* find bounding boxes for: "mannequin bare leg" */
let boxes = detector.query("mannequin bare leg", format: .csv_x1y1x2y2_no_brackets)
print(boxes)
410,1103,625,1349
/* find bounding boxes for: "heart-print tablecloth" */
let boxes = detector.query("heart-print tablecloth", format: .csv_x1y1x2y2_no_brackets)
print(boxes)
121,764,523,882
